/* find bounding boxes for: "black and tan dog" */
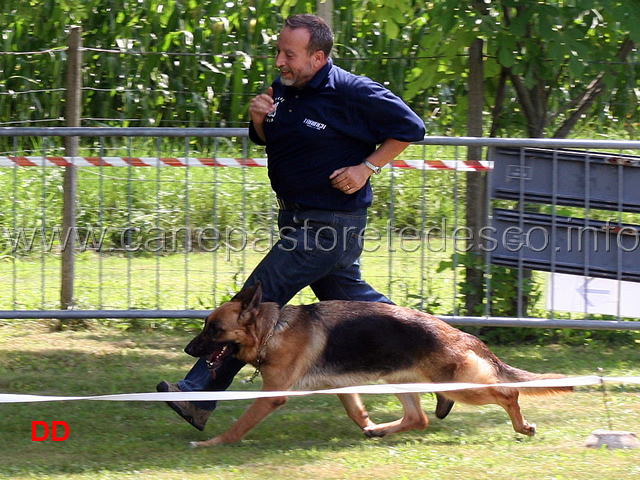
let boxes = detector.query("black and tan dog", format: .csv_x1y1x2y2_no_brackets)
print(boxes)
185,283,571,447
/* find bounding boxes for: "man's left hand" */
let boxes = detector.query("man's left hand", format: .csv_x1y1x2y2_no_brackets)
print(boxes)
329,164,372,194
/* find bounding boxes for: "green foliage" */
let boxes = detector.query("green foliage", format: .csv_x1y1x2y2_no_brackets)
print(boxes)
1,0,285,128
401,0,640,137
438,251,540,319
0,165,274,255
0,0,436,130
2,0,638,137
369,165,458,230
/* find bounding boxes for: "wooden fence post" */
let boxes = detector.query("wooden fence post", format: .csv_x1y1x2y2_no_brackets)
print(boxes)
61,26,82,311
464,37,487,316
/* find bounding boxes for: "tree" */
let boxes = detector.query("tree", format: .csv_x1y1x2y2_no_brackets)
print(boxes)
402,0,640,138
392,0,640,315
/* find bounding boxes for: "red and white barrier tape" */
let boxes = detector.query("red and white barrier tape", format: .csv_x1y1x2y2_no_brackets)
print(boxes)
0,156,491,171
1,375,638,404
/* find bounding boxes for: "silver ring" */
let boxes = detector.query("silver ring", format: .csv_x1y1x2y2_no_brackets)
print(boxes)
346,184,350,190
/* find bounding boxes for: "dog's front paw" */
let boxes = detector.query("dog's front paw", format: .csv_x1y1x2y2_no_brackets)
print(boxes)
190,439,217,448
189,436,229,447
363,426,387,438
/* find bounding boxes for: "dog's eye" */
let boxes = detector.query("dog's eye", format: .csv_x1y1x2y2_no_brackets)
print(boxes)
204,322,223,339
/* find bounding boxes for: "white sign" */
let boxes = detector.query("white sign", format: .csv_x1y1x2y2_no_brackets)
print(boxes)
546,272,640,318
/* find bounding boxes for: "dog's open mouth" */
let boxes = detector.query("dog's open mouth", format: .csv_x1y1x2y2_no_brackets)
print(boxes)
205,343,238,370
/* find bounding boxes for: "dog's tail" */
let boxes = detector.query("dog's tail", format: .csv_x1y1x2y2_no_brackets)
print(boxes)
496,362,573,396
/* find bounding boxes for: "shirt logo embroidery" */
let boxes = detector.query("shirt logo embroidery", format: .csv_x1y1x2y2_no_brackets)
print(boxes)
303,118,327,130
266,97,284,123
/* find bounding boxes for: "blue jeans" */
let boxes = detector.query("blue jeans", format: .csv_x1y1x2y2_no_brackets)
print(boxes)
178,208,392,410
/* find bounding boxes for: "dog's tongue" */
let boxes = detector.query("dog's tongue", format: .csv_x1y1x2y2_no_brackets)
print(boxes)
206,345,232,377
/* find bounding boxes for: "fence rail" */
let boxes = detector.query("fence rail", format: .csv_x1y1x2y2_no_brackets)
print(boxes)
0,309,638,331
4,127,640,148
1,127,640,331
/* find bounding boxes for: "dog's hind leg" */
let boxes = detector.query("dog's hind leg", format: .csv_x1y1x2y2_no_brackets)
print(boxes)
338,394,377,430
493,388,536,436
363,392,429,438
447,387,537,436
434,393,455,419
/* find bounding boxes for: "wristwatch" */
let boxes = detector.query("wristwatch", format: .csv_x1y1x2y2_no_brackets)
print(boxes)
363,160,382,175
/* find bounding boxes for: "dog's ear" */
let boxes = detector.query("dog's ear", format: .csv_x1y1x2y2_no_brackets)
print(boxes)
232,283,263,324
230,282,262,306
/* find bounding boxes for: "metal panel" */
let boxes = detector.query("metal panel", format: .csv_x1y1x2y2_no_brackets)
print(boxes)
490,208,640,281
491,147,640,212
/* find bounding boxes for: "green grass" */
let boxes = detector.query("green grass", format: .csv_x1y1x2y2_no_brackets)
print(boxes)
0,322,639,479
0,235,453,313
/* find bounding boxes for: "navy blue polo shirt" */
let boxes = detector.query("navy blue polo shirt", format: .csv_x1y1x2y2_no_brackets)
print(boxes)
249,59,425,212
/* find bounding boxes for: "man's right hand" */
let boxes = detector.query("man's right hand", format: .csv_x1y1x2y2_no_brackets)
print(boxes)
249,87,275,123
249,87,274,143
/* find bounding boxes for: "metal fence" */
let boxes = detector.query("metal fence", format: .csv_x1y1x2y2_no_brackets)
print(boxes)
1,127,640,331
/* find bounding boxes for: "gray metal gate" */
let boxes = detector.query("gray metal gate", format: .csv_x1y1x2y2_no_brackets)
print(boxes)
1,128,640,331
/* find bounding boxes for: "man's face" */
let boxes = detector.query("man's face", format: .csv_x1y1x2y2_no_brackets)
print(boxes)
275,26,323,88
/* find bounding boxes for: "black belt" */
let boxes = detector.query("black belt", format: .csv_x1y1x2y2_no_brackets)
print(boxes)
276,197,303,211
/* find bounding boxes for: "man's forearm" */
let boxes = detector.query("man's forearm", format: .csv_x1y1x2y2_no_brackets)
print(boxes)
365,139,411,170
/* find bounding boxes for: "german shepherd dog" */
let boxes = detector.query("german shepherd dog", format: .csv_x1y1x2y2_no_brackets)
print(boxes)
185,283,571,447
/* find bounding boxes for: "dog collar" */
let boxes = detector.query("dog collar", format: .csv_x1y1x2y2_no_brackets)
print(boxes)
245,317,280,384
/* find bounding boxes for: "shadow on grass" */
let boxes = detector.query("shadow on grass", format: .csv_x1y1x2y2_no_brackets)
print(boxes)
0,390,506,476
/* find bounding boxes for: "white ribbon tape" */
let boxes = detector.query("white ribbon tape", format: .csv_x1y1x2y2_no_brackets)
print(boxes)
1,375,639,404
